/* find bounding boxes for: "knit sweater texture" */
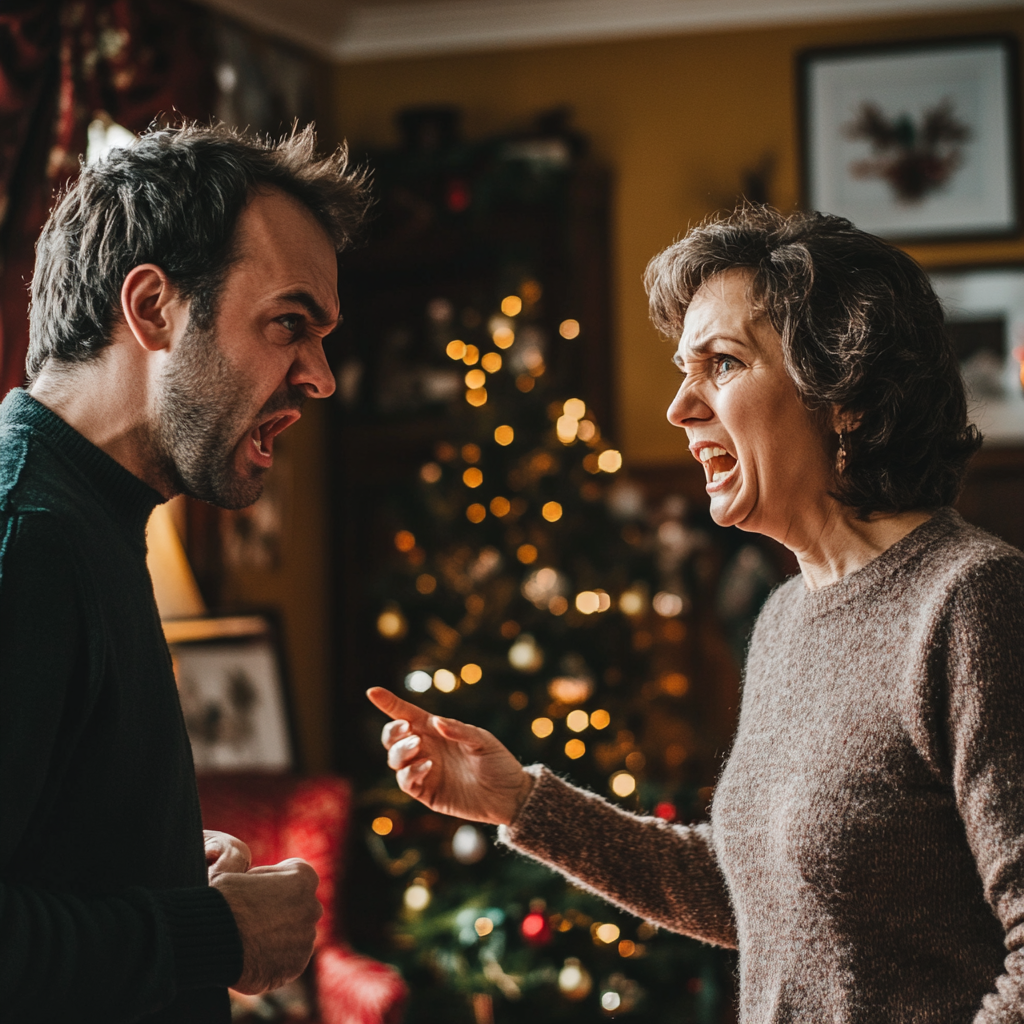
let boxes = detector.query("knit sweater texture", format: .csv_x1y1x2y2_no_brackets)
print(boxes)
500,508,1024,1022
0,390,243,1023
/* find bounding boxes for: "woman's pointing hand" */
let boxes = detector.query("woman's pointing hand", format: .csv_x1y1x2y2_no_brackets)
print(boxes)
367,686,534,827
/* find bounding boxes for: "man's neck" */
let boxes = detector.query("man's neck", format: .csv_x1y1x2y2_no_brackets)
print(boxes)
29,355,176,499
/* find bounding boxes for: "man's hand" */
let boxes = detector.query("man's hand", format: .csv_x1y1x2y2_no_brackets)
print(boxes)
367,686,534,827
212,859,322,995
204,831,251,881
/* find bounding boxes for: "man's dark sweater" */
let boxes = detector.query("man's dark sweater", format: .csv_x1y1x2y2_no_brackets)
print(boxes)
0,389,243,1022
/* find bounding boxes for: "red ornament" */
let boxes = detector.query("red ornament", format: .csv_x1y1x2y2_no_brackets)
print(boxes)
521,911,552,946
654,802,676,822
446,179,471,213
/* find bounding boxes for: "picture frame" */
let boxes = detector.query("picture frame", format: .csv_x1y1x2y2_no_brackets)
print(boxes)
165,613,297,772
929,264,1024,444
798,36,1020,242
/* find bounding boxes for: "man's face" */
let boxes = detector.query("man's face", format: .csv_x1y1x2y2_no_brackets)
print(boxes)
154,190,338,509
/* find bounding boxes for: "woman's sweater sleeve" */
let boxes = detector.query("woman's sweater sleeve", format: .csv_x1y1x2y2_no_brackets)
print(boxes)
497,765,737,948
943,556,1024,1024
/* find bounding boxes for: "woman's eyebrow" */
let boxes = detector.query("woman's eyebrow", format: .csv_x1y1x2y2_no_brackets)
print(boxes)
674,335,750,366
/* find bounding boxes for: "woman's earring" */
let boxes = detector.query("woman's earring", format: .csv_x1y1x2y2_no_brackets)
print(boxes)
836,429,848,475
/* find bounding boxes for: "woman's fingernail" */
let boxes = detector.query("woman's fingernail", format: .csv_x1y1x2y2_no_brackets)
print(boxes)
411,759,432,774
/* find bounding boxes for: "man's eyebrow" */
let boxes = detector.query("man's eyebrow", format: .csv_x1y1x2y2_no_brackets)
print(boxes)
278,290,341,329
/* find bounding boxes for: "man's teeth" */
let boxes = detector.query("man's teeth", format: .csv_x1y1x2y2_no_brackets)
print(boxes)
253,435,265,455
699,447,729,462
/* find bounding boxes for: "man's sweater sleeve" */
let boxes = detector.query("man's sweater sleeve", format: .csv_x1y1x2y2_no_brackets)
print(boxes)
0,514,242,1021
497,765,737,948
938,555,1024,1024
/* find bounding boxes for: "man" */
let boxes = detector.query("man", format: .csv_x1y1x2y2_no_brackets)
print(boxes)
0,123,371,1022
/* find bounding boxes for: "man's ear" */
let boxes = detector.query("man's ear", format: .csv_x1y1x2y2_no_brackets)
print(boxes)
120,264,189,352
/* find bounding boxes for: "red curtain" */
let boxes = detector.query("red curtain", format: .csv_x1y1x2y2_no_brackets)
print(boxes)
0,0,215,397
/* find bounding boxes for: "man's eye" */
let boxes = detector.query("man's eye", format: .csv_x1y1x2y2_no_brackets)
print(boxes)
278,314,302,333
715,357,738,378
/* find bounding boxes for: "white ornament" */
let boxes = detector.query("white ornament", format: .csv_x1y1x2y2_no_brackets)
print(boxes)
452,824,488,864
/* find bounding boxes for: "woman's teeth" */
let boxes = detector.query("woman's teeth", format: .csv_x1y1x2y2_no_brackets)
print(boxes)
698,447,729,462
698,447,737,483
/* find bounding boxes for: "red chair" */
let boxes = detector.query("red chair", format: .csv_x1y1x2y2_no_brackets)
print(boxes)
197,774,408,1024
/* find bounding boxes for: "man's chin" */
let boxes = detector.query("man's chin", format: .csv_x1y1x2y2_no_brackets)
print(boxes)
180,463,266,511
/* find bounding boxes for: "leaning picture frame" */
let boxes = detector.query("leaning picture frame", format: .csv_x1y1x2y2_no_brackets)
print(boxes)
164,613,297,773
798,36,1020,242
929,264,1024,444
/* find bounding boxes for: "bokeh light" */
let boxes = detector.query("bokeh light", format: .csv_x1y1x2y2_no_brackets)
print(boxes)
542,501,563,522
566,709,589,732
433,669,457,692
610,771,636,797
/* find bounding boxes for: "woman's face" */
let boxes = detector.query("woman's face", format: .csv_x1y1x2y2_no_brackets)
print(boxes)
666,269,835,541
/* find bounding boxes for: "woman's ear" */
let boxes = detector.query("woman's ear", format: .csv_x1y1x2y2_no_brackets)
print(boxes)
830,405,863,435
120,264,188,352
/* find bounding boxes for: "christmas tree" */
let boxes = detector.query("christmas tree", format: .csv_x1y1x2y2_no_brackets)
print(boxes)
362,282,735,1023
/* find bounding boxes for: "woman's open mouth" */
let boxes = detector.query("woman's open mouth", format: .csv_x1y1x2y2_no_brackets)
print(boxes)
696,445,738,487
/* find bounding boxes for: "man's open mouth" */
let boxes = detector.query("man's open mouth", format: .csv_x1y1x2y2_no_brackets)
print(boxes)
696,445,737,484
250,411,301,459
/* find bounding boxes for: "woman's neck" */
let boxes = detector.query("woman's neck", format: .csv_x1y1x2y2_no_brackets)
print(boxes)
788,507,934,591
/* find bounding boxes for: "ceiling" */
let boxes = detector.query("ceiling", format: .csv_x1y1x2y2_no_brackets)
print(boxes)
195,0,1022,62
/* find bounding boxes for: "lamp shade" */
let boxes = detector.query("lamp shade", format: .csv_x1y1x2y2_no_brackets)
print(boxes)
146,502,207,620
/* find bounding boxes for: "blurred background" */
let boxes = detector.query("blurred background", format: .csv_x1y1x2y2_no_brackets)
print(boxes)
2,2,1024,1022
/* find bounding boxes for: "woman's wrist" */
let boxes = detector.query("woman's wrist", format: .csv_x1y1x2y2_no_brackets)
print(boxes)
503,769,536,826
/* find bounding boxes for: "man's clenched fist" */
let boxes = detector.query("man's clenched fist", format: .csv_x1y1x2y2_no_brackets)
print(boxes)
212,858,322,994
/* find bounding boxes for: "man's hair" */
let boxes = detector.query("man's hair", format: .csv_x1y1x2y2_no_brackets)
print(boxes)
28,122,371,380
644,204,982,518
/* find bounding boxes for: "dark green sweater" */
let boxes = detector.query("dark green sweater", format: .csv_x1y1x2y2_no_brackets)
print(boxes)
0,389,243,1022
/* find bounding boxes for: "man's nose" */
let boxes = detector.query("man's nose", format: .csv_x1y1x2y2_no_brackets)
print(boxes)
290,340,336,399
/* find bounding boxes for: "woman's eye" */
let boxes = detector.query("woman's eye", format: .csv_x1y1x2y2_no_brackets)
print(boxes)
715,357,738,378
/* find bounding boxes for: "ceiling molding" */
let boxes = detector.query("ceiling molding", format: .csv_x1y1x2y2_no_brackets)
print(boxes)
333,0,1021,62
196,0,1023,63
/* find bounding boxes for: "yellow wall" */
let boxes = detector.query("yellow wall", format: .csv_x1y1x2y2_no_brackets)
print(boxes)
220,400,334,772
329,6,1024,465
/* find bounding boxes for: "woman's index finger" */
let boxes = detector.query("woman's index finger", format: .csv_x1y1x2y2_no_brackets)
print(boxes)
366,686,432,725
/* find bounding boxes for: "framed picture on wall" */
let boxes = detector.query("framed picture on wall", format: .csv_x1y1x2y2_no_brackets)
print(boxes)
165,614,296,772
929,264,1024,444
799,36,1020,241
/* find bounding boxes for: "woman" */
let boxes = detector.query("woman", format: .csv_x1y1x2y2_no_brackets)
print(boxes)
368,206,1024,1022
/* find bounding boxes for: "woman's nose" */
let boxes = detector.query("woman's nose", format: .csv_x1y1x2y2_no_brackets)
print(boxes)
666,380,710,428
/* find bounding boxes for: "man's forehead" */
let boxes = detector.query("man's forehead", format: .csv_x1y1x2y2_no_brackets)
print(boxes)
231,191,338,309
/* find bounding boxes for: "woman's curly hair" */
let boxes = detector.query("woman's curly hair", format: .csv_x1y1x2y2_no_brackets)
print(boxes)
644,204,982,518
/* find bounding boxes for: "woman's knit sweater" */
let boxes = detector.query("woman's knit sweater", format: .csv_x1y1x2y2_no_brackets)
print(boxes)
499,509,1024,1023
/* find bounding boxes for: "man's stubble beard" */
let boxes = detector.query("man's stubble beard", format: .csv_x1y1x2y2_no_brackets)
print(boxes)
152,320,303,510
